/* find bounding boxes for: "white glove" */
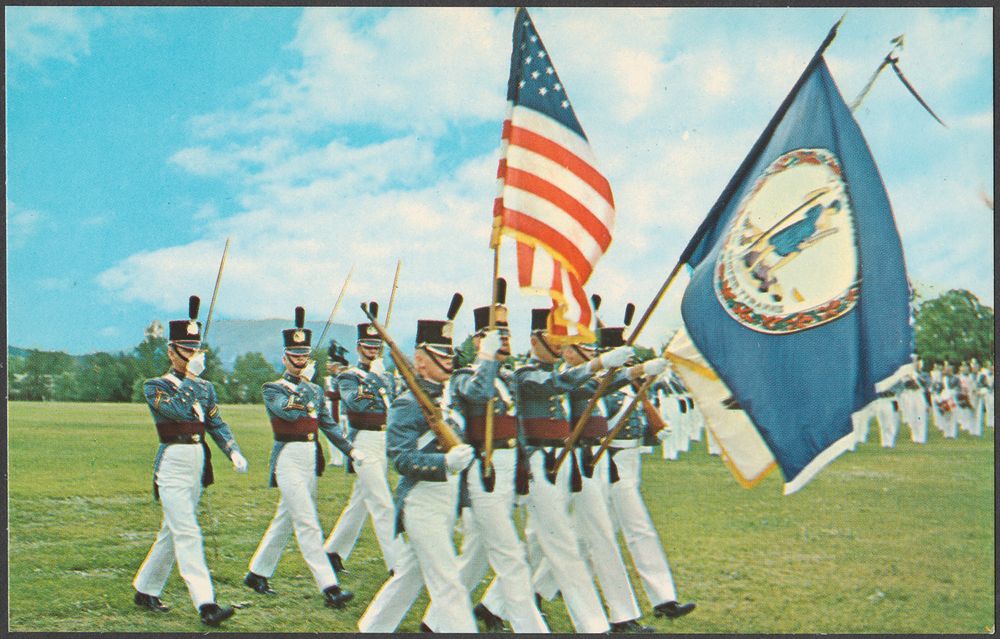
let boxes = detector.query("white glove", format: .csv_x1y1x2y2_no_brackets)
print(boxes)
444,444,475,473
300,360,316,381
478,330,502,359
599,346,634,370
641,358,669,378
369,357,386,377
187,351,206,377
231,451,249,473
655,428,671,442
350,449,368,465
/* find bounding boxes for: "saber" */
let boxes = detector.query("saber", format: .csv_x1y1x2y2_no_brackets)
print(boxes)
888,59,946,127
202,238,230,343
384,260,403,330
316,264,355,351
849,35,903,112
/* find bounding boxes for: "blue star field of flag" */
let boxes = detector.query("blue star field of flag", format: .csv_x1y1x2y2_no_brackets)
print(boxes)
505,8,587,140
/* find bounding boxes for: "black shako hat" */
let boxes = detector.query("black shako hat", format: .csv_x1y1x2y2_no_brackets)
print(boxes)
473,278,509,333
169,295,203,347
530,308,550,333
357,301,382,347
416,293,463,356
283,306,312,354
599,302,635,350
327,340,349,366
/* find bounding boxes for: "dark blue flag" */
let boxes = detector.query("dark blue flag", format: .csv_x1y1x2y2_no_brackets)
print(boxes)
679,40,913,493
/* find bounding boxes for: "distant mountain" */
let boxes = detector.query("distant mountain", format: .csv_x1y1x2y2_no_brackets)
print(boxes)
205,320,358,369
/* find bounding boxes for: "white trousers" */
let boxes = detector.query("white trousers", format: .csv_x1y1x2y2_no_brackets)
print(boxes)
568,449,641,623
875,397,900,448
935,399,958,438
324,430,403,572
957,404,980,436
899,390,928,443
521,450,610,633
424,450,548,632
850,405,872,449
133,444,215,610
358,472,476,633
609,447,678,605
249,442,338,592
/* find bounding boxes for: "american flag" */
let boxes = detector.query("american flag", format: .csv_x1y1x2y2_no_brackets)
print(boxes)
492,7,615,343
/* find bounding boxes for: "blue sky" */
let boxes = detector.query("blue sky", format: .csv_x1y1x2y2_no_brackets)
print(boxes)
6,7,993,356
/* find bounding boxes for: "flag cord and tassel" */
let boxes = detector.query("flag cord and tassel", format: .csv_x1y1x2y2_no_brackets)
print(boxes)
546,15,846,484
850,35,945,127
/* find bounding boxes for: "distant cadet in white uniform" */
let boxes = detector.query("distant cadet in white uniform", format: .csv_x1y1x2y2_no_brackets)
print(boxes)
898,358,929,444
358,294,479,633
955,361,980,436
323,303,405,577
244,306,359,610
976,361,994,430
932,362,959,439
132,295,248,627
874,380,903,448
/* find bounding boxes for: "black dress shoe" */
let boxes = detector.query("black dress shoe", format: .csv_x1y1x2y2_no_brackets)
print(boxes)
327,552,348,574
474,602,505,632
419,622,434,633
243,571,277,595
199,602,235,627
610,619,656,633
134,591,169,612
654,600,696,619
323,584,354,609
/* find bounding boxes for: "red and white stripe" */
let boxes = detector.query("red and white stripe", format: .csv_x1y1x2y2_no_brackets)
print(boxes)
493,104,615,341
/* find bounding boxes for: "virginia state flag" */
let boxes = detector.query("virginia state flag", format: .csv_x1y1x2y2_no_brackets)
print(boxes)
677,34,913,494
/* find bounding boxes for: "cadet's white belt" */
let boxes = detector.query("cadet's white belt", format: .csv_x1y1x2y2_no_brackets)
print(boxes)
609,438,639,449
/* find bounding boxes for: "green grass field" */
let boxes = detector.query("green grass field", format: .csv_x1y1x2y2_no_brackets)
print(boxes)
7,401,995,633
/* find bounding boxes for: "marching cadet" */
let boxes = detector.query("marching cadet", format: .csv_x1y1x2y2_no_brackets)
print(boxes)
511,308,633,634
956,362,979,435
357,294,479,633
596,348,696,622
976,361,994,430
323,304,404,577
557,303,664,633
898,358,929,444
132,295,248,627
421,280,549,633
874,378,903,448
244,307,360,609
323,340,351,468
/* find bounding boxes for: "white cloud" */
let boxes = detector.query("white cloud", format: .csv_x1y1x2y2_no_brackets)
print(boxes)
5,6,104,67
7,201,48,248
99,7,993,349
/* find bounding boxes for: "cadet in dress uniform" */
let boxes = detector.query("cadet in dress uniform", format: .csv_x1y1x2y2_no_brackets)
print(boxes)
976,362,994,430
934,362,960,439
956,362,979,435
323,340,351,468
358,295,479,633
596,332,696,622
553,305,666,633
511,308,633,634
132,295,248,627
422,281,549,633
323,305,405,576
244,307,359,609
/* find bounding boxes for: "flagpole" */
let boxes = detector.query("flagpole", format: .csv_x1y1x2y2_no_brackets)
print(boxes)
481,244,501,491
849,36,902,112
547,15,846,482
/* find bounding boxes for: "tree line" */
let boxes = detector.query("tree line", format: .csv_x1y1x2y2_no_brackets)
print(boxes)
6,289,994,403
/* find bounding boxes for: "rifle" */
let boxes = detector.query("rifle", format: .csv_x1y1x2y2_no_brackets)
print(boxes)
359,302,463,450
